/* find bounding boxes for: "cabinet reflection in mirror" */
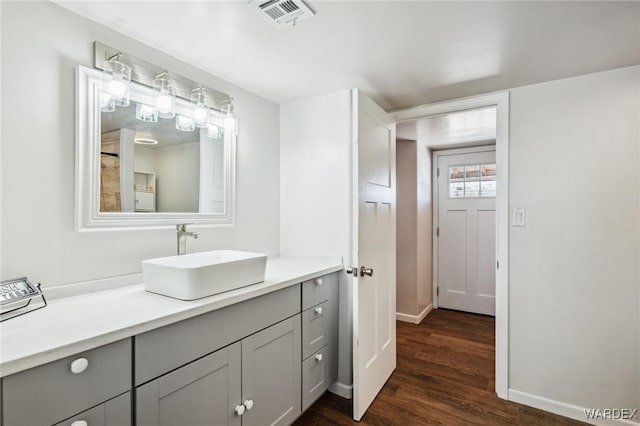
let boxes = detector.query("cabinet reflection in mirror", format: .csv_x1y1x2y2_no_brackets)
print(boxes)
99,104,224,214
76,66,235,230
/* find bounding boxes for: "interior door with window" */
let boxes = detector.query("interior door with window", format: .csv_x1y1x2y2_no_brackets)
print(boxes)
436,148,496,316
352,89,396,421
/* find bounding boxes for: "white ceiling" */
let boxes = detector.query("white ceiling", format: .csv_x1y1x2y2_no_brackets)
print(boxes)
59,1,640,111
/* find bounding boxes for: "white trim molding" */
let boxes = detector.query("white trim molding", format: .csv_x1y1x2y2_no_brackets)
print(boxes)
508,389,640,426
391,91,510,400
329,381,353,399
396,304,432,324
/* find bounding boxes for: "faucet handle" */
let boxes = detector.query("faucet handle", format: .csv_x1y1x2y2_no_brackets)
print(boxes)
176,223,193,231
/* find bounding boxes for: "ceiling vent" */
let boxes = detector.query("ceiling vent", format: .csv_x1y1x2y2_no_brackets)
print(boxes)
250,0,316,29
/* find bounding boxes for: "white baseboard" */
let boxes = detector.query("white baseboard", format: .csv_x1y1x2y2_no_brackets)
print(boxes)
396,303,433,324
329,381,353,399
508,389,639,425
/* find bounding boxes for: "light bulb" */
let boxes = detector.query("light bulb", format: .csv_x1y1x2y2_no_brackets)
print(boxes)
156,95,173,115
108,79,127,99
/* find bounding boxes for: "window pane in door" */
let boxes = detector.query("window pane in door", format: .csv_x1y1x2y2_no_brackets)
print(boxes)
480,180,496,197
465,181,480,197
449,166,464,182
450,182,464,198
481,164,496,179
465,165,480,180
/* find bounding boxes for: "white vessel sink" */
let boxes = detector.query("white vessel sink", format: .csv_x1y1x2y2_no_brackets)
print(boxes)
143,250,268,300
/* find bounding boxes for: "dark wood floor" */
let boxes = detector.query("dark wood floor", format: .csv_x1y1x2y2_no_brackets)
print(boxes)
294,309,586,425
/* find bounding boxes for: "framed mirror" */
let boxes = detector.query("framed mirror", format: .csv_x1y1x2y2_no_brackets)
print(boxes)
75,66,235,230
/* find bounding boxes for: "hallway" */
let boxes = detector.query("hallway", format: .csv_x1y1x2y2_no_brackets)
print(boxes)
294,309,586,425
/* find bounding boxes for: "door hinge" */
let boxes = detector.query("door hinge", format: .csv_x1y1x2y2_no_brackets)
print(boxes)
436,286,439,296
437,168,440,178
497,260,500,269
436,227,439,237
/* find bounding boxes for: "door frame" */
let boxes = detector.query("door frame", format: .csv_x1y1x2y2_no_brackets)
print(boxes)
391,91,510,399
432,145,496,311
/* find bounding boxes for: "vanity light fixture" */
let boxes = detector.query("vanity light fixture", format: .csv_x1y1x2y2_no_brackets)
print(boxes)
222,98,238,134
207,123,222,139
191,87,210,128
102,53,131,107
134,138,159,145
100,92,115,112
176,115,196,132
153,72,176,119
136,103,158,123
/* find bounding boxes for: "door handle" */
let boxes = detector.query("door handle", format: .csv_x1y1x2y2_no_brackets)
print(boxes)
359,266,373,277
345,267,358,277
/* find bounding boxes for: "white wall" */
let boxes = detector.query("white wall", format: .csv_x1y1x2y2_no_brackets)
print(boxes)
396,138,432,321
415,142,432,313
280,90,353,393
396,140,418,316
155,143,200,213
0,1,280,286
508,66,639,413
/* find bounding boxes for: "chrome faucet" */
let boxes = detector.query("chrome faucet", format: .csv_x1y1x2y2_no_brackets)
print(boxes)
176,224,198,255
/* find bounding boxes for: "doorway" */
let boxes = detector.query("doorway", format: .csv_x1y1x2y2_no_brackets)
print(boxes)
434,147,496,316
392,92,509,399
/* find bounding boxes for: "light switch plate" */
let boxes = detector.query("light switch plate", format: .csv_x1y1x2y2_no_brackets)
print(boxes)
512,208,526,227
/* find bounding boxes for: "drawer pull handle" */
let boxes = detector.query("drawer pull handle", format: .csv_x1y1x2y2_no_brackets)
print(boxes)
315,353,323,362
244,399,254,410
71,421,88,426
235,404,246,416
315,278,323,286
314,306,323,315
70,358,89,374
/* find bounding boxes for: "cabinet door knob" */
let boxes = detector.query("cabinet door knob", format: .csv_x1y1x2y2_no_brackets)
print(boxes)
71,421,88,426
235,404,246,416
315,353,323,362
243,399,254,410
315,278,323,286
314,306,323,315
70,358,89,374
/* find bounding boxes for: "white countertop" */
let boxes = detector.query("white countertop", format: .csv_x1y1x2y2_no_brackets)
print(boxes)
0,257,343,378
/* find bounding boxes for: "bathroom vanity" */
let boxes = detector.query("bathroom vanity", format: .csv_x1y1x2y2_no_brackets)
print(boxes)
0,257,342,426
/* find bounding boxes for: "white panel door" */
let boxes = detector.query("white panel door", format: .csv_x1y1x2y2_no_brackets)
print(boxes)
437,149,496,316
352,89,396,421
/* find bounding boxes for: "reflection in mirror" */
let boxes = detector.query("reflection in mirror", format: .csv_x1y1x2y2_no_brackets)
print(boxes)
99,103,224,214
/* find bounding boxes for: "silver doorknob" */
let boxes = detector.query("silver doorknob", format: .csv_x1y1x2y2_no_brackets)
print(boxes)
345,267,358,277
235,404,246,416
359,266,373,277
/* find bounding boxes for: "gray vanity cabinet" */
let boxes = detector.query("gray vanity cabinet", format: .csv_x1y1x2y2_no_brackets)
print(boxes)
136,343,241,426
54,392,132,426
136,316,301,426
241,316,301,426
2,338,131,426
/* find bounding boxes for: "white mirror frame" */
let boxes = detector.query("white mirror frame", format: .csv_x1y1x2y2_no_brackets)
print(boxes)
75,66,236,231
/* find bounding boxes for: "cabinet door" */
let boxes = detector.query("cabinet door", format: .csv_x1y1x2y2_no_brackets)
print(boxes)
241,316,301,426
136,342,241,426
135,192,155,211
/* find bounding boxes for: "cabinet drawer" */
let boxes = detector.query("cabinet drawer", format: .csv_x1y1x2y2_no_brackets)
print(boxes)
3,339,132,426
54,392,131,426
302,273,337,311
135,285,300,385
302,345,330,411
302,301,329,360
